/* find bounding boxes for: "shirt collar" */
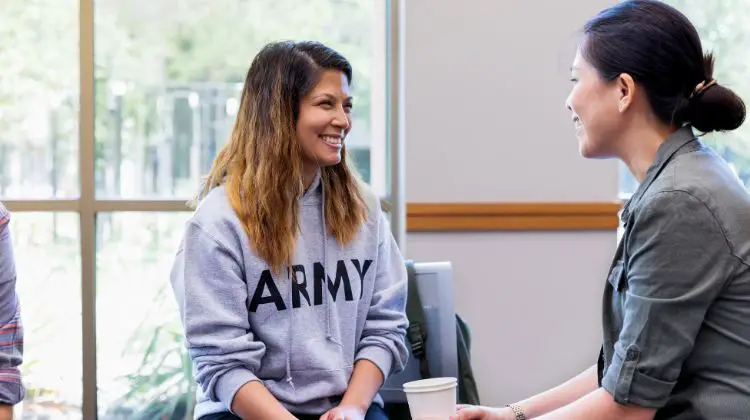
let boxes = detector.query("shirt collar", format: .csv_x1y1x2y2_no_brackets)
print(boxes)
620,125,697,224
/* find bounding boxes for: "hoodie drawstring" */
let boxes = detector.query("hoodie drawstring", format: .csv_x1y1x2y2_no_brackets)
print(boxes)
285,266,295,390
321,181,336,344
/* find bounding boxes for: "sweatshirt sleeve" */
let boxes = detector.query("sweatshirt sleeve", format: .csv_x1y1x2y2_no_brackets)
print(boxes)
0,206,25,405
170,220,265,411
355,212,409,380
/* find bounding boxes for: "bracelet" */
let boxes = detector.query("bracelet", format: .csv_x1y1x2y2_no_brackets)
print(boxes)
506,403,527,420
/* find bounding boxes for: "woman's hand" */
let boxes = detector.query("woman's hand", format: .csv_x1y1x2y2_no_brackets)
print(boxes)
452,405,516,420
319,404,366,420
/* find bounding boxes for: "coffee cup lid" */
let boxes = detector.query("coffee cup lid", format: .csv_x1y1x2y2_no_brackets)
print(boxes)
403,377,457,392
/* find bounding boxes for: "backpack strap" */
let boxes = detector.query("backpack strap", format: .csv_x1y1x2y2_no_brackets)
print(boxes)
455,314,481,405
405,260,432,379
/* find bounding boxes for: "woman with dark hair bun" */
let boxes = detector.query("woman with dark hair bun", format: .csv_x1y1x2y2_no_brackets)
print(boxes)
455,1,750,419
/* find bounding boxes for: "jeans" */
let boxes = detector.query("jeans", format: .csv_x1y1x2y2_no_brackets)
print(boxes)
199,403,389,420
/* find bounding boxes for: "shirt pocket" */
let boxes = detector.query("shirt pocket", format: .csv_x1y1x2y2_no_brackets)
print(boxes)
606,260,628,335
607,260,627,292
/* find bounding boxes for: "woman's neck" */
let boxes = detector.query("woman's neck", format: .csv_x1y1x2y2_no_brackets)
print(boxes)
619,122,677,183
303,165,319,191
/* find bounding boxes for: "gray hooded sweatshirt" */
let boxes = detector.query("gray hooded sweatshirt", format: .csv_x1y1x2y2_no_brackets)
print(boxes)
170,172,409,418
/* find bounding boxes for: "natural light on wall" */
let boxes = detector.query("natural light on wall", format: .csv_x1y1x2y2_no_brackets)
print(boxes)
1,0,390,418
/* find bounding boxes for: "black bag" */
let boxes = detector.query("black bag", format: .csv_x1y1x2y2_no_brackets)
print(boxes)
386,261,481,419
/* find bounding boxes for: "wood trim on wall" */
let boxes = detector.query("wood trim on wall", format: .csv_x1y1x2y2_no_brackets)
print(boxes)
406,202,622,232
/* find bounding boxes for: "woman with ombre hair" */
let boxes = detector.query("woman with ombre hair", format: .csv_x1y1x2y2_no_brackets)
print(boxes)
171,40,408,420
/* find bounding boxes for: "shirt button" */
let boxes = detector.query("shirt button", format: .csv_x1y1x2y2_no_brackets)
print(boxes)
626,349,638,361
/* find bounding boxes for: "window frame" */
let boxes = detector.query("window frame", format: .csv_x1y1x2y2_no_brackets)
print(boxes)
1,0,402,417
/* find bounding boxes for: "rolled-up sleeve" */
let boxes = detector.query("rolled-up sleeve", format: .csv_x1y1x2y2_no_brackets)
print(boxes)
602,190,731,408
0,205,25,405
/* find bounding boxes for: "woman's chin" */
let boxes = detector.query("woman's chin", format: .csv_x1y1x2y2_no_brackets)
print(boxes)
316,152,342,167
579,146,593,158
578,136,597,159
577,131,597,159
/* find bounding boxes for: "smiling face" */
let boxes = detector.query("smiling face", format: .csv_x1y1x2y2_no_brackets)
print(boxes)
565,48,623,158
296,69,353,176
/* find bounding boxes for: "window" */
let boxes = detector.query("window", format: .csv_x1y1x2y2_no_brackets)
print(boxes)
1,0,394,418
93,0,390,199
10,213,82,418
619,1,750,198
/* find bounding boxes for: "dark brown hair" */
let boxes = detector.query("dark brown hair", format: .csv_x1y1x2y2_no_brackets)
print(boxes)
583,0,745,133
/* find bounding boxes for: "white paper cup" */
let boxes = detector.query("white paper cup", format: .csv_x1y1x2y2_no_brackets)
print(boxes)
403,377,458,420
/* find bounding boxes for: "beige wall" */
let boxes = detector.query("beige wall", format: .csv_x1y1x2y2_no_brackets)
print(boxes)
402,0,619,406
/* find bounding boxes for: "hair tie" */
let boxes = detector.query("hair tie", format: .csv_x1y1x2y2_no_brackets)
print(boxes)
690,79,717,99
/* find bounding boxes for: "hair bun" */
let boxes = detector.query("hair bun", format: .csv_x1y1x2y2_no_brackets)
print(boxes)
688,81,746,133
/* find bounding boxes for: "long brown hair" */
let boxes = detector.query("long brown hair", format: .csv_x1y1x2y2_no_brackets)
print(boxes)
194,41,367,275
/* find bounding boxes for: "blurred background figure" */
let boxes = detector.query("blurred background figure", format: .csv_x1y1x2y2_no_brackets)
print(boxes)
0,203,25,418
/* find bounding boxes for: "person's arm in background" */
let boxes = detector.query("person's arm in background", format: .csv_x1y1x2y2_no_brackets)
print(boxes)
170,221,294,419
0,405,12,420
507,365,599,418
533,388,654,420
338,211,409,417
455,365,598,420
0,204,25,419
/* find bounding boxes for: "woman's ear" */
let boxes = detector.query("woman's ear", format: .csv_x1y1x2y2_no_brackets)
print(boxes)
616,73,636,113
